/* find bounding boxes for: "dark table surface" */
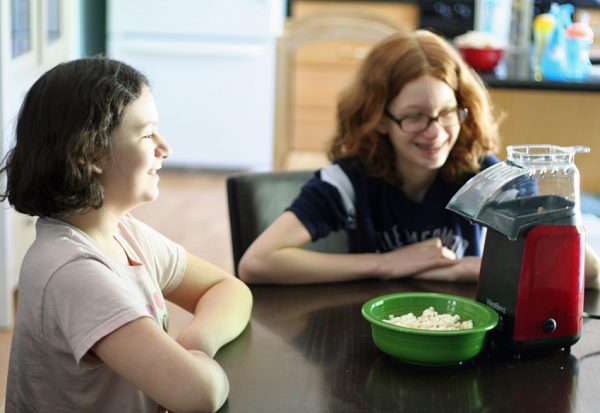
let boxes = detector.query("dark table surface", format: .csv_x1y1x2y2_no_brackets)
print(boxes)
215,279,600,413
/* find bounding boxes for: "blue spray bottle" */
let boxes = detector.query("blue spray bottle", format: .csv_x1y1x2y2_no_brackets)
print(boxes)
540,3,574,81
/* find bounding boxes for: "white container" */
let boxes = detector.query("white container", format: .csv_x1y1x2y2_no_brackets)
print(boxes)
474,0,512,48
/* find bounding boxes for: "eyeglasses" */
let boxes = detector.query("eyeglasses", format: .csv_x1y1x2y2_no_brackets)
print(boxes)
384,107,469,133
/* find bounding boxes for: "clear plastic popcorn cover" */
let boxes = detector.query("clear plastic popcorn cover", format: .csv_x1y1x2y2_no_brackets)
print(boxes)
447,144,590,240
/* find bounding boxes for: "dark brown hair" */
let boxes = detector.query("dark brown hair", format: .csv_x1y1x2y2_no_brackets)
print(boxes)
0,57,149,217
329,29,501,185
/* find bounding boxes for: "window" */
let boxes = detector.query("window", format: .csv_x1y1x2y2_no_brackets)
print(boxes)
47,0,60,44
11,0,31,58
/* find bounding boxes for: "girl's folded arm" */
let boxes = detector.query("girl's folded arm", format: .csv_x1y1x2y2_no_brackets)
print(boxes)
165,252,253,357
92,316,228,413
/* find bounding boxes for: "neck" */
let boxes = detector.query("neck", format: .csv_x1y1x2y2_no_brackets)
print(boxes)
62,206,119,235
396,164,439,203
60,207,128,263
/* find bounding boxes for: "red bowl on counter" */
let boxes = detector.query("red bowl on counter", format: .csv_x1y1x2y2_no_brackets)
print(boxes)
458,47,504,72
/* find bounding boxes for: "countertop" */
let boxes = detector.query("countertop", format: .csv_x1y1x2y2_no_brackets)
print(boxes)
289,0,600,9
480,54,600,92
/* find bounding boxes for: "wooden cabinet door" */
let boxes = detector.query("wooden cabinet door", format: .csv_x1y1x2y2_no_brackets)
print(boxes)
283,1,419,169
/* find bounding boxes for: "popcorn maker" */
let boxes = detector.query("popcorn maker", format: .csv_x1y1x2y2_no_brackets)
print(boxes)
447,144,590,353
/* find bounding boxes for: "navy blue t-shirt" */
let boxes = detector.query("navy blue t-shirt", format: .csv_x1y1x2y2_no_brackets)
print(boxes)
289,155,499,258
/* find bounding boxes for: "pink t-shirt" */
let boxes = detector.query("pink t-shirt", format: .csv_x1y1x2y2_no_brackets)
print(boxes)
6,214,186,412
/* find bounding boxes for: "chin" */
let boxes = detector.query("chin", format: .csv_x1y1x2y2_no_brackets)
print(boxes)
418,156,448,170
141,190,160,203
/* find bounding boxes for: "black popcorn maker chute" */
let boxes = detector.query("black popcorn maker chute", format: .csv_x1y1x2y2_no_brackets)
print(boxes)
447,144,590,353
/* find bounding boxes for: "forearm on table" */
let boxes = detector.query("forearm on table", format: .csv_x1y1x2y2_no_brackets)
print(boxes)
585,243,600,289
162,349,229,412
177,278,252,356
413,256,481,282
240,247,385,284
93,317,229,413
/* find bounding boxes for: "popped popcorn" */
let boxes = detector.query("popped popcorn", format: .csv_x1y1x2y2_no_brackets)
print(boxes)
454,30,505,49
384,306,474,331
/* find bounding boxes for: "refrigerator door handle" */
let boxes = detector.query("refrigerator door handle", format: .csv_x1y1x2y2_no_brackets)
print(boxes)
115,39,267,58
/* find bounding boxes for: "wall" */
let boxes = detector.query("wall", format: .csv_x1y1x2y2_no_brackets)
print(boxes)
0,0,81,329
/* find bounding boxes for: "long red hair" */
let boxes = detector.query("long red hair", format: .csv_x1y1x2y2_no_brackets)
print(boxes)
328,29,501,185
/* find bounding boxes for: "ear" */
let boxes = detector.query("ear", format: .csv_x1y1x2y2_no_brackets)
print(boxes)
376,116,389,135
78,157,103,174
91,164,103,174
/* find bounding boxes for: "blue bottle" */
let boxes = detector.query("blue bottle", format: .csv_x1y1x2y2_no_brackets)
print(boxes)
565,13,593,81
540,3,574,81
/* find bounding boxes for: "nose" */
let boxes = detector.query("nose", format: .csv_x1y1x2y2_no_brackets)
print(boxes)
421,118,445,139
154,132,172,159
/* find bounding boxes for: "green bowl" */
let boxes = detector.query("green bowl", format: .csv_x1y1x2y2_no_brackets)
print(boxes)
362,292,499,366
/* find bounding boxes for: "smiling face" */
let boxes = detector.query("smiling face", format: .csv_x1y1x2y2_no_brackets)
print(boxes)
380,75,461,181
98,86,171,214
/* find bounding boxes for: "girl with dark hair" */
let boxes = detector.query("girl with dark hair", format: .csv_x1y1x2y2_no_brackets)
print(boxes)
239,29,599,286
1,57,252,412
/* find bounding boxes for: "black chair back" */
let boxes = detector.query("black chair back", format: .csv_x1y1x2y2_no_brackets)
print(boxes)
226,170,348,276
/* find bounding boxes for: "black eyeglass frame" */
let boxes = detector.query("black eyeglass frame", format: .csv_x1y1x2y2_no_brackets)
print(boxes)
384,106,469,133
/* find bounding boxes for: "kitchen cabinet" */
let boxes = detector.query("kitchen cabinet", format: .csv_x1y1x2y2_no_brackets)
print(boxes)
292,1,419,24
489,88,600,193
283,1,419,169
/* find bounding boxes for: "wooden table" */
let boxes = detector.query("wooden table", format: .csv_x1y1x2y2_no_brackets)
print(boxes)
215,280,600,413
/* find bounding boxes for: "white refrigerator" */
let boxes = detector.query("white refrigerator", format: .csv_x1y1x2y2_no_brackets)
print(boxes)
107,0,286,170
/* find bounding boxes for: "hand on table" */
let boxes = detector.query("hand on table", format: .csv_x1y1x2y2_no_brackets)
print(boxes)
378,238,458,279
414,256,481,282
